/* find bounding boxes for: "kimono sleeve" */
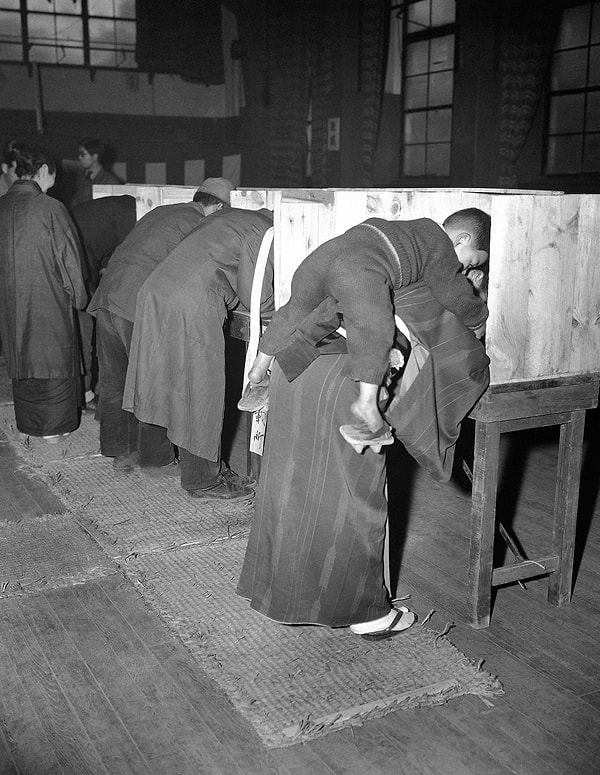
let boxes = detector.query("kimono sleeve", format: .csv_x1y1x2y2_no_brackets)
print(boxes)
55,205,88,310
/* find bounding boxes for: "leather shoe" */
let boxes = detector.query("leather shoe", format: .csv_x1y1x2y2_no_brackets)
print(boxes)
113,451,140,472
141,460,179,478
187,474,254,500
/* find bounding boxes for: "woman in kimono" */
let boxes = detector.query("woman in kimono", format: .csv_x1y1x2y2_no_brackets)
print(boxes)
0,148,87,440
237,216,491,640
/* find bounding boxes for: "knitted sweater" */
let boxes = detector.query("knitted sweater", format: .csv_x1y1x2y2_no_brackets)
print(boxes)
260,217,488,385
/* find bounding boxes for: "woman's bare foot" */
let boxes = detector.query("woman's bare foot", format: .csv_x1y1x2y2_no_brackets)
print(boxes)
248,351,273,384
350,398,385,433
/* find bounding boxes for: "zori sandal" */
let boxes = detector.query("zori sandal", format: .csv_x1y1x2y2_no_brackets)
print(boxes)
237,380,269,412
351,606,417,641
339,422,394,454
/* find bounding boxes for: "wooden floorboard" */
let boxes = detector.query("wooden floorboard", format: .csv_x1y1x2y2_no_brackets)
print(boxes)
1,397,600,774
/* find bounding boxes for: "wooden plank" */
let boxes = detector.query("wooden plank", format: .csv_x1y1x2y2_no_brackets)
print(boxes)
21,592,155,775
469,420,501,628
487,196,535,383
0,597,110,775
470,381,598,422
571,195,600,373
524,195,579,378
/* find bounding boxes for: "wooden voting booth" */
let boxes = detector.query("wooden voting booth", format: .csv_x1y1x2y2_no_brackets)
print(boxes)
95,184,600,628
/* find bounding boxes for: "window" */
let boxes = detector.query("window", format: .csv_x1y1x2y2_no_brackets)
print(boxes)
547,2,600,174
400,0,456,176
0,0,136,70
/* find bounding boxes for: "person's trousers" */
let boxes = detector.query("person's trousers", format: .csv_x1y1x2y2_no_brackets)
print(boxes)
179,448,221,491
77,309,96,394
95,308,173,466
12,377,79,437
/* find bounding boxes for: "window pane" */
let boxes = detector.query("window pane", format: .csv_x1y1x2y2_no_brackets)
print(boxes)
583,131,600,169
28,13,84,45
406,40,428,76
586,90,600,130
426,143,451,175
404,144,426,175
405,111,427,144
432,0,455,27
593,2,600,44
408,1,430,33
428,70,453,105
427,108,452,142
29,43,83,65
115,19,135,46
546,134,583,173
551,48,589,90
0,42,22,60
88,0,135,18
0,9,21,41
589,44,600,85
90,47,116,66
115,0,135,19
556,4,591,50
88,0,115,15
27,0,82,12
0,0,20,9
405,74,428,109
549,93,585,133
429,34,454,71
89,18,114,45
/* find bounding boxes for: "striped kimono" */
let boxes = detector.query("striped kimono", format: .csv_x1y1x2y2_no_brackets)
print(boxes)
237,280,489,627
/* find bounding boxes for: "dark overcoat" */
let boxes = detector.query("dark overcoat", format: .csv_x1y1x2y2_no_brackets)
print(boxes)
123,207,274,461
0,179,87,379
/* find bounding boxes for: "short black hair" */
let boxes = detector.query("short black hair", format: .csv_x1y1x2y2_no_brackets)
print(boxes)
15,147,56,178
193,190,225,207
3,140,27,166
443,207,491,253
78,137,105,159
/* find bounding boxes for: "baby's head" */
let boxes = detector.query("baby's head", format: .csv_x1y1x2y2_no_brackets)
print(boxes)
442,207,491,273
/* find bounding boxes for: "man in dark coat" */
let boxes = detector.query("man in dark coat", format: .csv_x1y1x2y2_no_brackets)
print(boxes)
88,178,235,472
0,150,87,439
71,194,137,402
123,206,274,500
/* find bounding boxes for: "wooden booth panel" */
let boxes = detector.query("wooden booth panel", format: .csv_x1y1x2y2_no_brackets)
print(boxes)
93,184,197,219
486,194,600,383
93,185,600,387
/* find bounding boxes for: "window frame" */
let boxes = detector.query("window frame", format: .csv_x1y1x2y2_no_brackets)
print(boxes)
545,0,600,175
400,0,457,178
0,0,136,72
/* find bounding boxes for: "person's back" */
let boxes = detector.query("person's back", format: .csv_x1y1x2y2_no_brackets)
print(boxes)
89,201,206,322
71,194,137,293
243,210,490,449
123,206,274,484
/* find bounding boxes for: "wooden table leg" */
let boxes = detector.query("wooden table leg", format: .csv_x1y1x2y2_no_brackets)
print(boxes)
548,409,586,606
468,420,501,628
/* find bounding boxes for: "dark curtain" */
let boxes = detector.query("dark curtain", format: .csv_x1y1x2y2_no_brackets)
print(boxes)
309,1,336,188
239,0,388,187
497,0,563,187
358,0,389,186
136,0,224,84
263,1,312,186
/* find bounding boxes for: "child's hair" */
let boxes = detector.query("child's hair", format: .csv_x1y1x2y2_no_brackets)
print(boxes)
15,147,56,178
2,140,27,166
78,137,105,159
442,207,491,254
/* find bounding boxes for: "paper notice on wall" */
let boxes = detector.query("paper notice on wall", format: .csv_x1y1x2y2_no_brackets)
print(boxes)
184,159,205,186
249,407,268,456
222,154,241,186
145,162,166,184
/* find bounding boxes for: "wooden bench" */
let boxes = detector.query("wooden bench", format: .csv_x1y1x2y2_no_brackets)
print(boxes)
467,374,599,628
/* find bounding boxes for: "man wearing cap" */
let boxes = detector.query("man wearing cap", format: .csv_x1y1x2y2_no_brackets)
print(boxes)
123,205,274,501
88,177,234,473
